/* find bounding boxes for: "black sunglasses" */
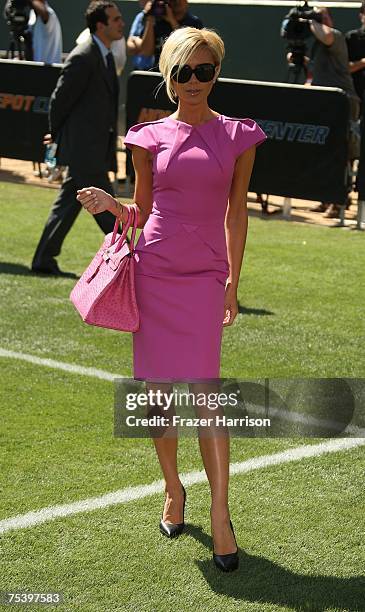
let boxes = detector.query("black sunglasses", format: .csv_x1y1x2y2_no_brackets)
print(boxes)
171,63,217,84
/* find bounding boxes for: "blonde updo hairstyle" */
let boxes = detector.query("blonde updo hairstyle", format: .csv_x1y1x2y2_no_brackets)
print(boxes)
159,27,225,103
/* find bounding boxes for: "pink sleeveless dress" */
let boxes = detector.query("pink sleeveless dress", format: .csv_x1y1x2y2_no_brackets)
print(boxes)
124,115,266,381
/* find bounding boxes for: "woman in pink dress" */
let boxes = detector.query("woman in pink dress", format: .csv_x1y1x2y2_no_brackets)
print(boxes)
77,27,266,572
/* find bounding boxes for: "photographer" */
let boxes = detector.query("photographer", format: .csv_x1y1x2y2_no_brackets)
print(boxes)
28,0,62,64
286,7,359,218
309,9,357,101
4,0,61,62
287,8,357,99
311,8,359,217
127,0,154,69
127,0,203,69
346,2,365,106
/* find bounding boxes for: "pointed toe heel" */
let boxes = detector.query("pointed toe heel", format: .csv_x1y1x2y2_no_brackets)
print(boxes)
213,550,239,573
212,520,239,572
159,485,186,539
159,519,184,538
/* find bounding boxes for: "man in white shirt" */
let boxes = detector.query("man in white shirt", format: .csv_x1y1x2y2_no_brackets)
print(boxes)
28,0,62,64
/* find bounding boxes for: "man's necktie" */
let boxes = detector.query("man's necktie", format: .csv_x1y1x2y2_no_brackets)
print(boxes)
106,51,119,126
106,51,119,96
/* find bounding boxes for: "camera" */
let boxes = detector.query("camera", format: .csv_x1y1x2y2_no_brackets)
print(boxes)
4,0,32,60
149,0,169,19
4,0,30,34
280,1,322,66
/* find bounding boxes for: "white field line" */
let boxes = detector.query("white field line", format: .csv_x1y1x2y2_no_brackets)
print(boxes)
250,403,365,437
2,347,364,435
0,348,124,381
0,438,364,535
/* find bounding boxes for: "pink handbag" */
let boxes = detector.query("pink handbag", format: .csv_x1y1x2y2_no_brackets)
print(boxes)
70,204,140,332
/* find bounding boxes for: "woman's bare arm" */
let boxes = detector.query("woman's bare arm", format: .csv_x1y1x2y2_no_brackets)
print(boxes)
223,145,256,326
128,145,154,227
77,145,153,228
127,14,155,57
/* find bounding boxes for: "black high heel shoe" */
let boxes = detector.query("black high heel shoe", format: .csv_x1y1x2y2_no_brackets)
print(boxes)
213,519,239,572
159,484,186,538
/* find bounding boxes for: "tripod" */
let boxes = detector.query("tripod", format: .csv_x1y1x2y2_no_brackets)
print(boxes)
6,28,32,60
287,59,308,85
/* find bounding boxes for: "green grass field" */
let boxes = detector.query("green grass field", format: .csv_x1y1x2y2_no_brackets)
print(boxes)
0,182,364,612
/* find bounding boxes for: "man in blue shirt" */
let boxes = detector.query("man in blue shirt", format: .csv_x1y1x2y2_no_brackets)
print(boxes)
127,0,203,69
127,0,155,70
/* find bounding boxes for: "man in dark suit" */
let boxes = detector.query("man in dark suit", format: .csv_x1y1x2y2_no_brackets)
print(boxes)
32,0,124,275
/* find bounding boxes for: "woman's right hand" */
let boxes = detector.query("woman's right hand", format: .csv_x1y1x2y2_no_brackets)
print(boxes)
76,187,115,216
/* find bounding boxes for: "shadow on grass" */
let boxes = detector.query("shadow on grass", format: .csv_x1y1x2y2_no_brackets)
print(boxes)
246,199,316,226
0,170,26,183
0,264,276,311
0,262,78,279
188,524,364,611
237,304,274,316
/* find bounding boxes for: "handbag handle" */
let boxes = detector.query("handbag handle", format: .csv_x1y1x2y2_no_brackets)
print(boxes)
110,205,133,247
112,203,139,253
129,204,138,252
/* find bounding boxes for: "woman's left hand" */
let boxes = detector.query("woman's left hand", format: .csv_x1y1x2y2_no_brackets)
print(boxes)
223,283,238,327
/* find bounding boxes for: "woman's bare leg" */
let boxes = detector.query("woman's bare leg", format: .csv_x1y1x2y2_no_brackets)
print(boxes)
189,382,237,555
147,382,184,524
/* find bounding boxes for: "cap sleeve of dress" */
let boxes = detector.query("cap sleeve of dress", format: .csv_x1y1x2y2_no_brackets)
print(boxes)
124,122,157,154
231,118,267,158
